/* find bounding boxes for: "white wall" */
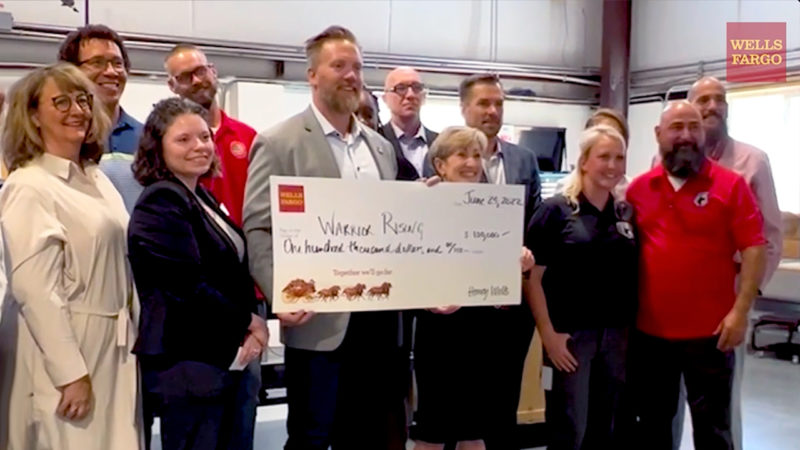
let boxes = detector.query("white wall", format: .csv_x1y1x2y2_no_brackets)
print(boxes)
631,0,800,71
2,0,601,67
627,102,662,177
234,81,591,169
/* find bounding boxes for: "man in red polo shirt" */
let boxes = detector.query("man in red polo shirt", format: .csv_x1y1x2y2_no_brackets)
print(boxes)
626,101,765,450
164,43,260,450
165,43,257,226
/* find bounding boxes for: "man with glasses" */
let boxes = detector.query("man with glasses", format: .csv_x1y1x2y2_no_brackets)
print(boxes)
380,67,438,181
58,24,143,212
165,43,257,227
59,25,141,155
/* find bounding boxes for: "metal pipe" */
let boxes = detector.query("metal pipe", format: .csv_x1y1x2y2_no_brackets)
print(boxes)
10,21,601,83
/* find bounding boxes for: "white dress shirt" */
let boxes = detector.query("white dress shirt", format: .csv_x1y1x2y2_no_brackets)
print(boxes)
483,142,506,185
391,121,429,177
311,102,380,181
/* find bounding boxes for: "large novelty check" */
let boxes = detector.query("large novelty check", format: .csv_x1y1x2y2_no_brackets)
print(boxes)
270,176,525,313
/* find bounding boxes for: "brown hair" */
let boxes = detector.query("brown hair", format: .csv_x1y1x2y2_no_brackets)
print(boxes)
132,97,219,186
585,108,629,145
459,73,502,104
2,63,110,172
57,24,131,71
304,25,360,69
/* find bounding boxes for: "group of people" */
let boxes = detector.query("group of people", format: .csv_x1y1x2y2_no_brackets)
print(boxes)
0,20,784,450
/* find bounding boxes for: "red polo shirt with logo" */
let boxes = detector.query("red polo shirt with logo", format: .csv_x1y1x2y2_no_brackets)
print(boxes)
202,110,257,226
626,161,765,340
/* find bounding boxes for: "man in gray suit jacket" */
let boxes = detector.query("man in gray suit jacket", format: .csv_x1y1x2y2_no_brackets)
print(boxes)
243,26,406,450
460,73,542,450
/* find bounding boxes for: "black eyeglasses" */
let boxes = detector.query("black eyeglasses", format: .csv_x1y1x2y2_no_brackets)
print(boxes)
51,93,93,113
78,56,126,72
172,64,214,85
388,82,426,96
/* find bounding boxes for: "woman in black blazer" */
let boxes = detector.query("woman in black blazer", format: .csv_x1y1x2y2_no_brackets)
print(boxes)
128,97,268,450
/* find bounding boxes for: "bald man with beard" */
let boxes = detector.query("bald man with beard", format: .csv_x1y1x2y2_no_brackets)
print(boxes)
653,78,782,450
380,67,438,180
626,101,766,450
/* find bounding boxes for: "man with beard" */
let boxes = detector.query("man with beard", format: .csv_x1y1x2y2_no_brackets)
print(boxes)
664,77,783,450
243,26,405,450
626,101,766,450
165,44,257,227
380,67,438,180
460,73,541,450
58,24,143,211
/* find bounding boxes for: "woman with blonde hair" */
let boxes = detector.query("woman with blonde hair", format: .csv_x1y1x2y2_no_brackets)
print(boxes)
0,63,141,449
412,126,535,450
525,125,637,449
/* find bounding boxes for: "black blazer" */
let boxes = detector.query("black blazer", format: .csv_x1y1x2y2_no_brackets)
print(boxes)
128,179,257,369
379,122,438,181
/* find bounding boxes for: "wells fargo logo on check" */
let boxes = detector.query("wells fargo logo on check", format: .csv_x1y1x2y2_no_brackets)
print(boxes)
727,22,786,83
278,184,305,213
269,176,525,313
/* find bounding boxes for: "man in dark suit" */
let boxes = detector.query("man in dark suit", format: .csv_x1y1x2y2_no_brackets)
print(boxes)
243,26,405,450
380,67,438,181
460,73,542,450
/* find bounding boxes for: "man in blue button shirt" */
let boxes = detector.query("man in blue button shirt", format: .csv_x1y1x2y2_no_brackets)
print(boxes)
58,24,143,212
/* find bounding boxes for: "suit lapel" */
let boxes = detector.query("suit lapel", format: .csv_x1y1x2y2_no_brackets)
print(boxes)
500,140,520,184
364,131,394,180
301,107,341,178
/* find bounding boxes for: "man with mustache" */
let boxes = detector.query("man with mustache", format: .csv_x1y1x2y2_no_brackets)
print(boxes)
460,73,541,449
657,77,782,450
243,26,405,450
380,67,438,180
626,101,766,450
165,44,257,227
58,24,143,212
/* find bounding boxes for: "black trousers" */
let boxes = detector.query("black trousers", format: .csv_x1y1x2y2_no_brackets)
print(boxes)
485,305,536,450
545,328,628,450
284,311,407,450
628,330,735,450
141,359,244,450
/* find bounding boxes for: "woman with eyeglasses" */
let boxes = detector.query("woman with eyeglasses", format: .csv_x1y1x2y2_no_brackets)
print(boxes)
0,63,141,449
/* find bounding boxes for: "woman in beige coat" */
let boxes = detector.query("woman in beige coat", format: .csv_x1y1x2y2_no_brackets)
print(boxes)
0,63,141,449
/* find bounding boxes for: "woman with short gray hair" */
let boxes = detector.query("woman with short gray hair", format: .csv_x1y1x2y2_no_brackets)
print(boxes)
412,126,534,450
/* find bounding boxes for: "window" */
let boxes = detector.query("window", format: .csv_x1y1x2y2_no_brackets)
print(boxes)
728,85,800,213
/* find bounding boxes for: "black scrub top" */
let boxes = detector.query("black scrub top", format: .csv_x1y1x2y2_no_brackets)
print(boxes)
525,193,638,334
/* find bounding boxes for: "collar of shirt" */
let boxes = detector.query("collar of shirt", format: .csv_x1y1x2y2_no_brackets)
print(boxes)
310,102,363,141
577,191,615,217
114,108,138,134
36,152,93,181
213,109,231,137
485,139,504,162
391,121,426,143
652,159,713,189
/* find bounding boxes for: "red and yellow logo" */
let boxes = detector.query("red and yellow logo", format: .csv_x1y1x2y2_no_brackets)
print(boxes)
278,185,305,213
727,22,786,83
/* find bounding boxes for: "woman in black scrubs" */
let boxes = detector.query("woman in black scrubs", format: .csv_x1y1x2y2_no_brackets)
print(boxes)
412,126,534,450
525,124,637,450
